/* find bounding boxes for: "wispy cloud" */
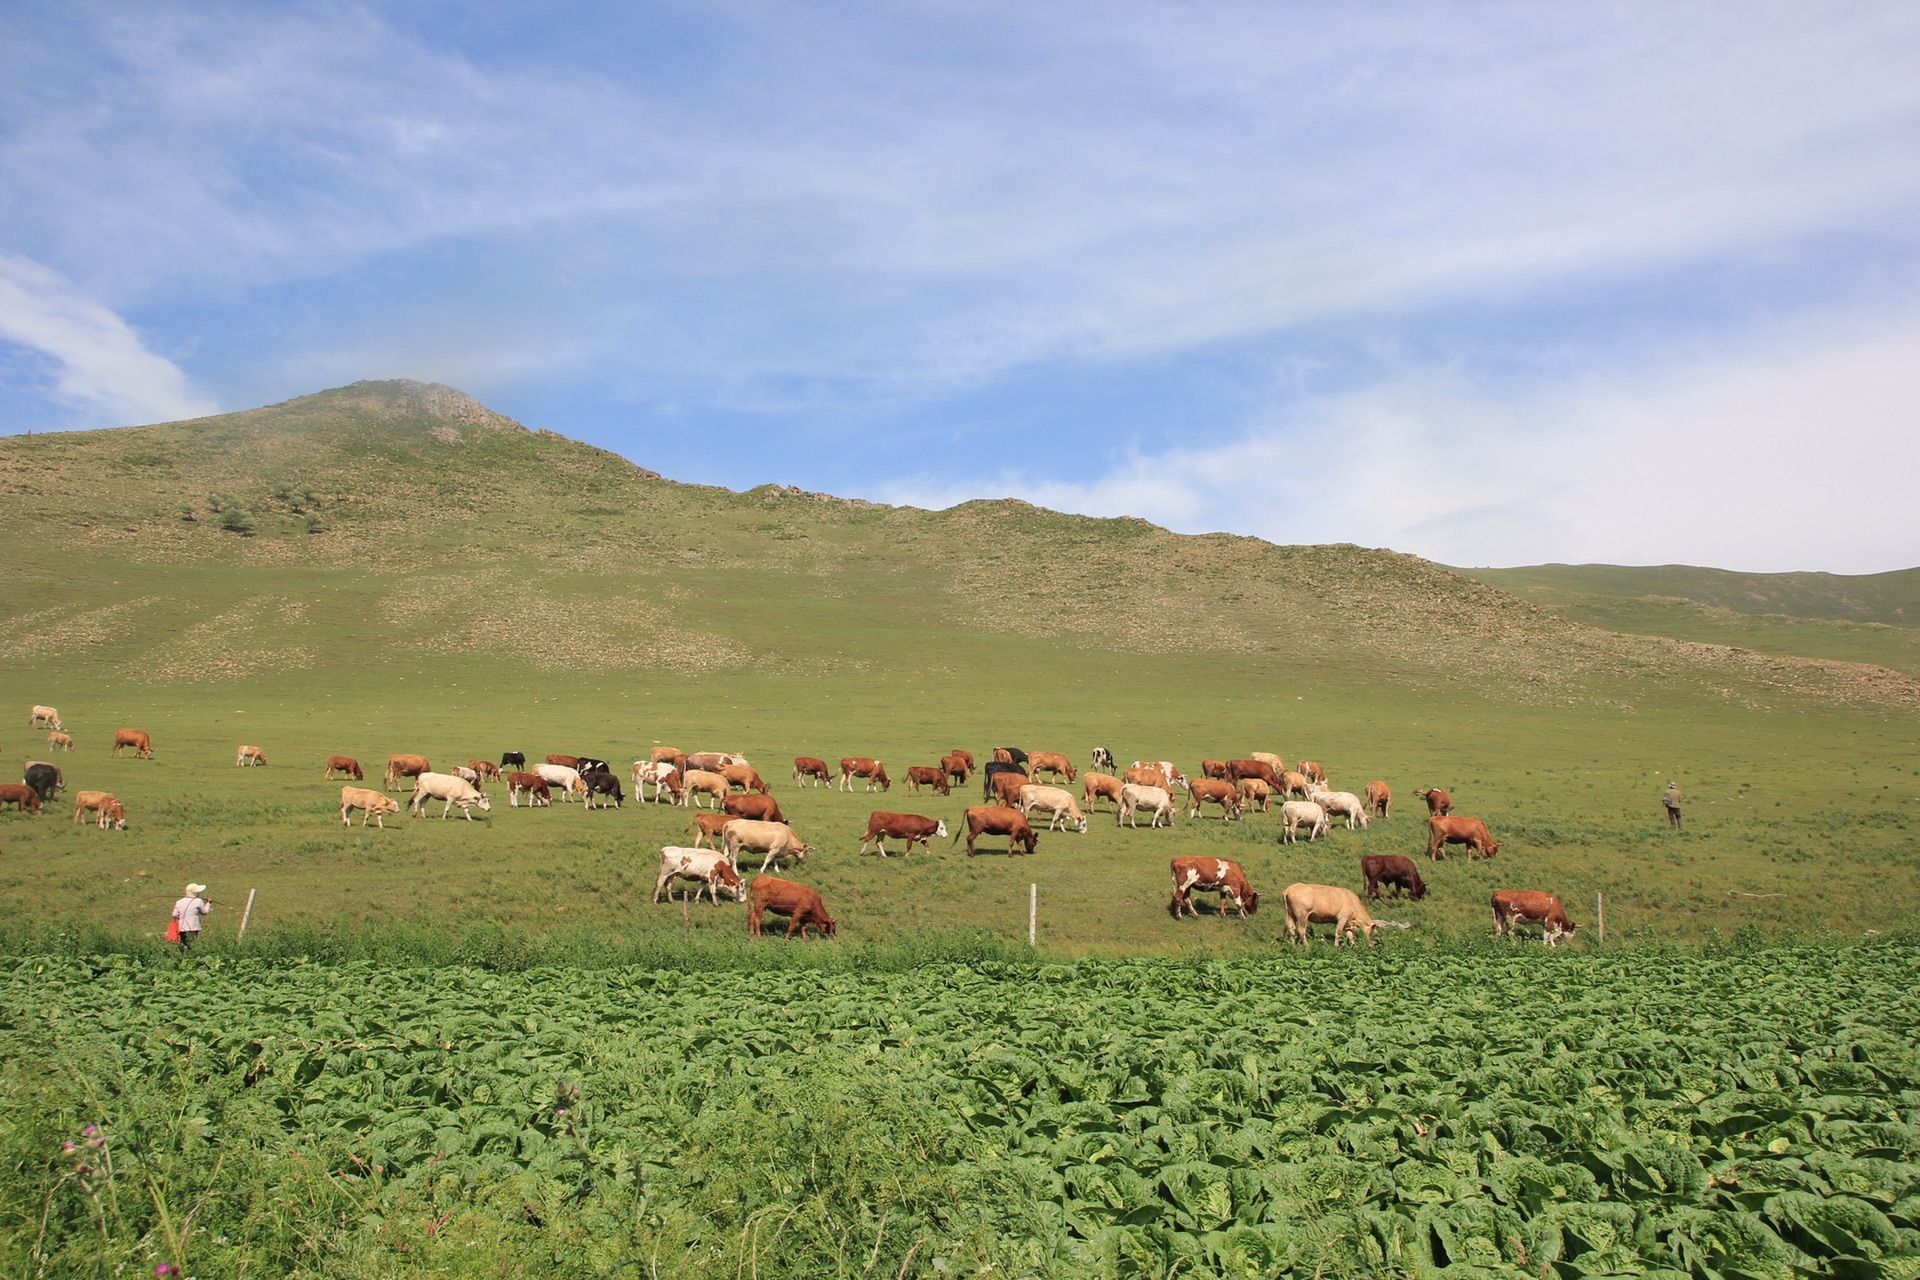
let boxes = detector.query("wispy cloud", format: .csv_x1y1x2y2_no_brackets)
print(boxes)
0,253,217,425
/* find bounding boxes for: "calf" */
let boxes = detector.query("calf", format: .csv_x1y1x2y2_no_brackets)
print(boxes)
582,769,624,809
1131,760,1187,789
1278,770,1312,799
340,786,400,828
505,771,552,807
23,762,64,802
468,760,502,782
1299,760,1327,785
1117,784,1175,829
235,744,267,767
858,811,949,857
1280,800,1328,844
749,876,837,939
952,805,1039,856
47,731,73,752
1017,784,1088,833
71,790,125,828
1090,746,1115,772
1416,787,1452,816
1427,816,1498,861
723,793,787,824
1235,777,1272,813
1492,890,1576,946
681,768,729,809
1361,854,1427,901
1365,780,1391,819
112,728,154,759
1027,751,1076,783
0,783,42,814
655,847,747,905
905,765,951,795
685,812,736,849
1081,772,1125,813
838,757,891,792
1169,857,1259,920
1186,778,1243,821
793,756,833,787
409,772,493,821
723,819,813,871
1316,790,1370,830
323,755,363,781
1283,883,1390,946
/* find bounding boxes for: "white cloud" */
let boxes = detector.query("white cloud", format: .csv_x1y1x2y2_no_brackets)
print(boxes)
0,253,217,425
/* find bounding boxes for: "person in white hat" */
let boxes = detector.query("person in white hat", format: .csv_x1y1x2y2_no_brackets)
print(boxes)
172,883,211,952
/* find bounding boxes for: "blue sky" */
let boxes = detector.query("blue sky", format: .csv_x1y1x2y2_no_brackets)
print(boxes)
3,2,1917,572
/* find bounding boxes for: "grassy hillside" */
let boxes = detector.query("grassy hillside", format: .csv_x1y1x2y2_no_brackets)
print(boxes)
2,381,1916,952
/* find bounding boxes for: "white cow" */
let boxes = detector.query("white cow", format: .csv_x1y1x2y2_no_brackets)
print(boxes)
452,765,482,788
29,705,62,731
1280,800,1329,844
1315,790,1370,830
630,760,679,802
1117,783,1176,829
653,846,747,905
1018,784,1089,833
1250,751,1287,773
409,772,493,821
721,819,813,872
1131,760,1188,789
536,763,585,802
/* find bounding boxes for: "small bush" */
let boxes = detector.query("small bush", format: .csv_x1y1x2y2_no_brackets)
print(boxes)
217,508,254,536
303,513,326,534
175,504,196,522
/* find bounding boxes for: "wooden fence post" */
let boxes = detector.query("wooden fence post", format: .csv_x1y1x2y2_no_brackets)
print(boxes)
1029,884,1037,947
1597,892,1605,944
237,888,257,943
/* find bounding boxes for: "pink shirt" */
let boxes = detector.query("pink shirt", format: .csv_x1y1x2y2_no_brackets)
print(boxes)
172,896,210,931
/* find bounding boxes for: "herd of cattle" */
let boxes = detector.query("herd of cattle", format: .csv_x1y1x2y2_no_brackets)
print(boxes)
12,706,1579,945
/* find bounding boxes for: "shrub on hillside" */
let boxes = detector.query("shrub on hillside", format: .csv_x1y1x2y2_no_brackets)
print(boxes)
218,507,255,536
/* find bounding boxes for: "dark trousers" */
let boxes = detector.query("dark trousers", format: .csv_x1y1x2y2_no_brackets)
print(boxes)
178,929,199,953
1665,805,1681,830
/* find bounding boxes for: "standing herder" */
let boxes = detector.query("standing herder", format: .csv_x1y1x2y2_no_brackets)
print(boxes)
172,883,211,952
1662,781,1683,831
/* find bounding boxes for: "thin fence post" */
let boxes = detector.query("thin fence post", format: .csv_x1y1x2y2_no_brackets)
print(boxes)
1596,892,1605,944
237,888,257,943
1029,884,1037,947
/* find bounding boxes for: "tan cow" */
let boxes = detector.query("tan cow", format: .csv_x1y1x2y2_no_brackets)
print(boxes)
535,763,587,802
340,786,400,828
1017,784,1088,833
468,760,502,782
1250,751,1287,773
1186,778,1243,821
682,768,730,809
385,753,431,791
235,744,267,767
722,819,813,872
1027,751,1077,783
112,729,153,759
1081,772,1125,813
47,731,73,752
72,790,126,829
1283,883,1390,946
1299,760,1327,785
1235,777,1273,813
1365,780,1391,819
1278,770,1312,799
720,763,770,795
1122,764,1172,793
30,705,62,730
1117,783,1175,829
685,811,735,850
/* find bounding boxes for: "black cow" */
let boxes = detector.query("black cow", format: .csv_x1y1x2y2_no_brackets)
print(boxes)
996,746,1029,770
501,751,526,770
582,769,624,810
23,762,64,802
575,756,611,776
1091,746,1115,772
981,762,1028,800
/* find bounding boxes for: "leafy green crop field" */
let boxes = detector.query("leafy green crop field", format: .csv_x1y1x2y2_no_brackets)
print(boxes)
6,943,1918,1278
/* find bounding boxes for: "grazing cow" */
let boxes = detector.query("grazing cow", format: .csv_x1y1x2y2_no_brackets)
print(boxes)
1365,780,1391,819
859,811,950,857
1117,784,1176,829
71,790,125,828
941,752,972,787
1427,816,1499,861
1122,764,1172,793
650,746,688,774
340,786,400,828
1017,784,1088,833
1250,751,1288,773
324,755,363,781
1236,777,1273,813
1361,855,1428,902
1081,772,1125,813
655,847,747,905
112,729,154,759
582,769,624,809
1225,759,1280,789
504,772,551,807
1028,751,1077,783
723,819,813,871
981,762,1028,801
536,763,588,802
0,783,44,814
235,745,267,767
546,754,581,771
631,760,681,802
1280,800,1329,844
793,756,833,787
1284,883,1394,946
385,754,430,791
1299,761,1327,785
47,731,73,752
1186,778,1244,821
1492,890,1577,946
23,762,64,801
1168,857,1259,920
949,748,975,771
1316,791,1370,830
748,876,836,939
686,751,747,775
720,763,770,795
1279,770,1312,799
685,812,735,849
1132,760,1187,789
1090,746,1115,772
452,765,482,787
1200,759,1230,780
410,772,493,820
574,756,611,777
838,757,891,792
986,772,1030,809
723,793,787,824
30,705,63,730
682,769,730,809
993,746,1030,770
468,760,502,782
500,751,526,770
905,765,950,796
1416,787,1452,816
952,805,1039,857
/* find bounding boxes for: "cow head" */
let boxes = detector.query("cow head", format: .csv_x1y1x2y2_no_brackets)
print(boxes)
1409,875,1429,901
933,820,950,839
1238,889,1260,916
473,793,494,812
716,865,748,901
1073,816,1088,834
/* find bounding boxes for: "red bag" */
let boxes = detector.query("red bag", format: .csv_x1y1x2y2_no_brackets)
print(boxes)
166,919,181,942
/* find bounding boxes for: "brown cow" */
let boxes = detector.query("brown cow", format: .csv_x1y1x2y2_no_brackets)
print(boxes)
72,790,126,828
1200,758,1230,780
1123,764,1172,792
1365,780,1391,819
986,772,1029,809
47,731,73,752
468,759,502,782
651,746,688,772
1416,787,1452,816
1168,857,1259,920
340,786,399,828
904,765,950,796
1361,854,1428,901
1225,759,1280,789
1235,777,1273,813
235,744,267,767
991,747,1014,765
504,771,551,807
1299,760,1327,785
952,805,1039,856
1027,751,1077,783
1082,772,1125,813
723,793,787,824
948,748,975,772
749,876,837,939
686,751,747,775
838,757,891,792
686,812,736,849
858,811,950,857
324,755,364,781
546,754,581,771
1492,890,1577,946
1427,815,1498,861
1283,883,1387,946
385,753,431,791
793,756,833,787
0,783,44,813
1278,770,1312,799
1186,778,1243,821
721,763,771,795
112,729,153,759
942,752,972,787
